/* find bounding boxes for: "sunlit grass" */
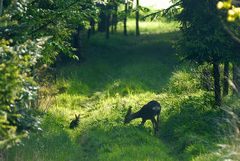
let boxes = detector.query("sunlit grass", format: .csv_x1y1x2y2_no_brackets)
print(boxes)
6,92,177,161
117,19,180,35
5,20,180,161
5,19,233,161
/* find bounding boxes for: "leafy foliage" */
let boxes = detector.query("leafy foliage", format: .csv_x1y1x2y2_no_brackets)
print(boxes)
5,23,236,160
217,0,240,21
0,0,102,149
1,0,99,64
176,0,237,64
0,38,47,148
175,0,240,106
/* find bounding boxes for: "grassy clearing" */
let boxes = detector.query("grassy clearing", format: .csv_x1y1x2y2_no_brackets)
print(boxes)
117,19,179,35
5,20,237,161
6,20,179,161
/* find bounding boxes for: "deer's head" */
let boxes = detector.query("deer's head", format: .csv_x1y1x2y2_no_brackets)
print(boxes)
124,107,132,124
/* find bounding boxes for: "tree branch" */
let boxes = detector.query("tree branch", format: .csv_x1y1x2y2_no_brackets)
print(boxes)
221,19,240,45
29,0,82,35
142,0,182,20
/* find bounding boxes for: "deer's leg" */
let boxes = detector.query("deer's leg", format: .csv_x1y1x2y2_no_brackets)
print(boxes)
139,119,146,126
156,114,160,131
150,118,156,129
151,118,158,134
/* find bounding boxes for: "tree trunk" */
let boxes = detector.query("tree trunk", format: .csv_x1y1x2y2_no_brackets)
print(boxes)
111,14,114,34
88,18,95,39
223,61,230,96
201,65,212,91
233,63,240,96
124,2,128,36
113,5,118,32
136,0,140,36
87,29,91,39
106,13,110,39
98,9,106,32
90,18,95,34
213,62,221,106
76,25,83,58
111,3,118,34
0,0,3,16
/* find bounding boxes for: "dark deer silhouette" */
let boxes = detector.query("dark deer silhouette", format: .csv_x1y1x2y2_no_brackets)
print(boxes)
69,114,80,129
124,100,161,134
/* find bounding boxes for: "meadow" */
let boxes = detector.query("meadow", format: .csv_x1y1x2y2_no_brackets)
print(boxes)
4,19,239,161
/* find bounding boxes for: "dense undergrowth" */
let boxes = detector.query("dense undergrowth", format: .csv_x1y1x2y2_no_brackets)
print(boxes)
4,20,240,161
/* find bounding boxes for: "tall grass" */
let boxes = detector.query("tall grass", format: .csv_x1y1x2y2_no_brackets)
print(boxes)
5,19,239,161
5,19,180,161
117,19,179,35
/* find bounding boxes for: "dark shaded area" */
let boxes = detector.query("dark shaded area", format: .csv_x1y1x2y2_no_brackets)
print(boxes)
58,32,179,96
161,93,223,160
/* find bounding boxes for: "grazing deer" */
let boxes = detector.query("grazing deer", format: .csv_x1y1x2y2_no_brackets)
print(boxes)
69,114,80,129
124,100,161,134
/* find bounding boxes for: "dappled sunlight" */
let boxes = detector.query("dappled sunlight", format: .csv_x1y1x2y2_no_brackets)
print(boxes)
6,113,84,161
5,16,228,160
36,65,218,160
6,88,175,160
135,0,172,9
118,20,180,35
7,54,220,161
57,30,179,97
87,127,174,161
3,0,240,160
41,26,215,160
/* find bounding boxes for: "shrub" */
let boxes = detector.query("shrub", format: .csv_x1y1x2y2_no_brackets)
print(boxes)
167,71,201,94
0,38,47,149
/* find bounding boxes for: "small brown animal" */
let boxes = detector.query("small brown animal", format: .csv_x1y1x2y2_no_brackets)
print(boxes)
124,100,161,134
69,114,80,129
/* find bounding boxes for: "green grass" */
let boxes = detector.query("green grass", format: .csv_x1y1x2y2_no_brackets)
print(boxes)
62,32,178,96
117,19,180,35
5,20,233,161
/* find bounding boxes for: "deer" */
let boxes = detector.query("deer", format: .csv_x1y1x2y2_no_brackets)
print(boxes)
69,114,80,129
124,100,161,134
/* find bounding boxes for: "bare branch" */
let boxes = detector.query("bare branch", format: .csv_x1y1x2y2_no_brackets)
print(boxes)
142,0,182,20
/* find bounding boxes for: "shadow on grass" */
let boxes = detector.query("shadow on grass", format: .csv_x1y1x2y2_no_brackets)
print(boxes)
160,93,222,160
5,114,84,161
6,112,176,161
78,125,176,161
57,31,180,97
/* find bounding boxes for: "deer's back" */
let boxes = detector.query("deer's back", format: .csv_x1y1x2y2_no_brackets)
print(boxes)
138,101,161,118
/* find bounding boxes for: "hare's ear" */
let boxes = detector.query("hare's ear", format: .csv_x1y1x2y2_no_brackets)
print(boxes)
77,114,80,119
75,114,78,119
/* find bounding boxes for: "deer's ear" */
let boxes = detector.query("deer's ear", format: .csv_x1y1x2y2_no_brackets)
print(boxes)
127,107,132,115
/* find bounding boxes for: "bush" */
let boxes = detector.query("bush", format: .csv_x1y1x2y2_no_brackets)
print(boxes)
167,71,201,94
160,69,221,159
0,38,47,149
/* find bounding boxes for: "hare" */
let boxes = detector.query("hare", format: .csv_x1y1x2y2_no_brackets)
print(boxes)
69,114,80,129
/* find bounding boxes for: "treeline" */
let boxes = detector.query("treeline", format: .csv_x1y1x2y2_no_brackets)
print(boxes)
174,0,240,106
0,0,149,149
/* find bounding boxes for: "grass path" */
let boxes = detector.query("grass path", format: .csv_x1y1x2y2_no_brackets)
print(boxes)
6,21,181,161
